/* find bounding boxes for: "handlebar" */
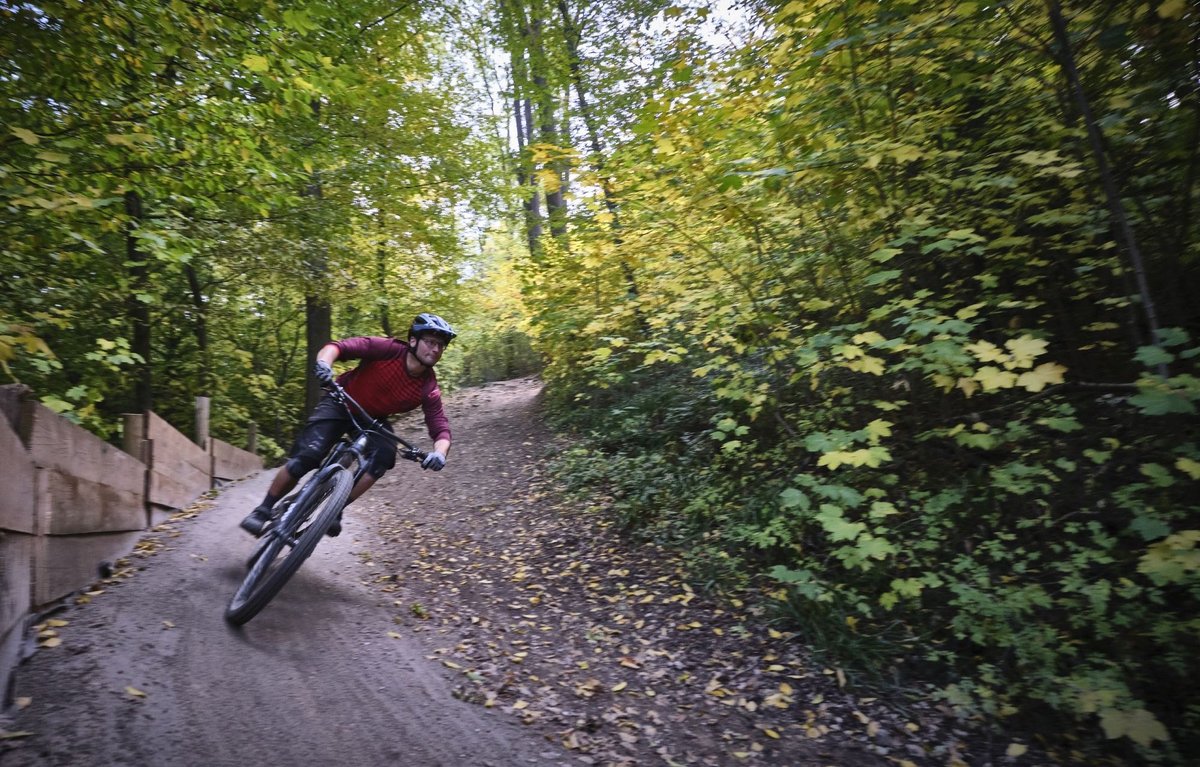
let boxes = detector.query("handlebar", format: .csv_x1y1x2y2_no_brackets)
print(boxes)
323,380,428,463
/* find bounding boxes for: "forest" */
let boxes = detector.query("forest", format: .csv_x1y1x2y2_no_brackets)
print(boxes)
1,0,1197,763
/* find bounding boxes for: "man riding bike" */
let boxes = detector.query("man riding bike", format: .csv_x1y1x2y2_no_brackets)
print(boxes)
240,312,456,538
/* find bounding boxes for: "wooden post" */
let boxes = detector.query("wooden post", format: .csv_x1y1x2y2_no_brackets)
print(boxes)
195,396,210,450
247,422,258,454
122,413,146,463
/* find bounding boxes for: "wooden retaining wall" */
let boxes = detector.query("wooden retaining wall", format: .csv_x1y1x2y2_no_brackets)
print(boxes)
0,409,34,702
0,386,262,703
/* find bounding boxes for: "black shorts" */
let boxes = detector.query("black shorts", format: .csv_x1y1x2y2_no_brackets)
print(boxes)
286,395,397,479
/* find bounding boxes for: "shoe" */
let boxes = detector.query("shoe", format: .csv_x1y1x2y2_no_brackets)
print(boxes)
240,505,273,536
326,512,342,538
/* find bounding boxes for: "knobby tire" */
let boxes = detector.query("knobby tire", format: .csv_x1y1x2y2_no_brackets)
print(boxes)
224,466,353,625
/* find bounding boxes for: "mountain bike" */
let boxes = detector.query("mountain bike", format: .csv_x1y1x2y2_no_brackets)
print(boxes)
224,381,426,625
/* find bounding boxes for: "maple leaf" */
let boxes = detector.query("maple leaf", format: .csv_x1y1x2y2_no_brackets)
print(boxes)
965,340,1007,364
864,419,892,443
1175,457,1200,480
846,355,886,375
1004,335,1049,368
1100,707,1169,747
1016,362,1067,392
974,366,1018,391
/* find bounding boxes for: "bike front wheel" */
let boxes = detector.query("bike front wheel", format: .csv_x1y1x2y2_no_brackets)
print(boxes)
224,466,353,625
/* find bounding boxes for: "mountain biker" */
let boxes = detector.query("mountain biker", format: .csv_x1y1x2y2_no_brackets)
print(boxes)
239,312,456,538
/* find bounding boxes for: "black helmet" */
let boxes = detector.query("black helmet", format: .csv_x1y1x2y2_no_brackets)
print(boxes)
409,312,457,343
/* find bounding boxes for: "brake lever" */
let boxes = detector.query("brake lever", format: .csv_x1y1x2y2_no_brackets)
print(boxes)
401,447,428,463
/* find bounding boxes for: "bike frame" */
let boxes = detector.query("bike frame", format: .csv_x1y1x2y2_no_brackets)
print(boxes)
267,381,426,541
226,381,428,624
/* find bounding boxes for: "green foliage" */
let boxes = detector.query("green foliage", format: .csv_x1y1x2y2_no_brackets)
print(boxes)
1,1,511,448
506,0,1200,762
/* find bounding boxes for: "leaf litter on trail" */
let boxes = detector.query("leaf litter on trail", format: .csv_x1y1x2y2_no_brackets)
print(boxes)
359,480,950,765
359,388,1004,766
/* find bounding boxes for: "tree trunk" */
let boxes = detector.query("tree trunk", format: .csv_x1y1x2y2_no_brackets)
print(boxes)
303,99,333,414
185,264,210,394
556,0,645,319
305,294,332,413
513,88,544,257
124,190,153,412
1046,0,1165,372
525,11,568,241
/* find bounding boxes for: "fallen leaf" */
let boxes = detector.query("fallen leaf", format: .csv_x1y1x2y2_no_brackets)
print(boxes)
763,727,781,739
125,686,147,698
612,681,628,692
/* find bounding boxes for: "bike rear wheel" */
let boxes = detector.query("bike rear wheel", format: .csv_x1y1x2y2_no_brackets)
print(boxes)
224,466,353,625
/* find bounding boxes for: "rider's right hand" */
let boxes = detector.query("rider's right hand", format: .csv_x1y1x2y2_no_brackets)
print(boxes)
314,360,335,385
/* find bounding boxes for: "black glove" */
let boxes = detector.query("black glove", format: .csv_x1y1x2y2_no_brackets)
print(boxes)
421,451,446,471
314,359,335,385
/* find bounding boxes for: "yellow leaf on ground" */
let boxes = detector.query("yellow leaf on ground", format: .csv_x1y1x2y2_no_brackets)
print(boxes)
125,686,146,698
1007,743,1028,757
762,727,781,739
612,681,628,692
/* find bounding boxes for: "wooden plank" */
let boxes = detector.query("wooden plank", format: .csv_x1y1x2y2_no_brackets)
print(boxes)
122,412,148,464
0,383,30,434
1,532,32,704
0,415,34,534
211,438,263,481
20,400,145,495
148,463,210,511
34,467,145,536
0,620,23,706
144,411,210,509
32,531,142,607
195,396,210,451
0,532,33,641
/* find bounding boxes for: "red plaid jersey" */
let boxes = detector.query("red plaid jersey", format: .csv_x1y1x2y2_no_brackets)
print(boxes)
331,337,451,442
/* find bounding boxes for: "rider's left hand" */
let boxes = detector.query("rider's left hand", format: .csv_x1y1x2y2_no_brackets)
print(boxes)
421,451,446,471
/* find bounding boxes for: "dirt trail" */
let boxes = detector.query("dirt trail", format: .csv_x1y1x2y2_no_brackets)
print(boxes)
2,377,957,767
0,381,562,767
